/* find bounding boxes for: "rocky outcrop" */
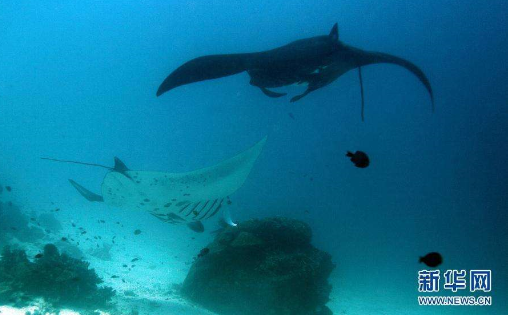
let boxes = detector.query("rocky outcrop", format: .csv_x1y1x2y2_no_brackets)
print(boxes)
181,217,335,315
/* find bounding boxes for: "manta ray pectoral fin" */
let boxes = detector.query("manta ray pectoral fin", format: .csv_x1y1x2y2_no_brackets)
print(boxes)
259,87,287,98
187,221,205,233
157,53,255,97
358,50,434,112
68,179,104,202
329,23,339,41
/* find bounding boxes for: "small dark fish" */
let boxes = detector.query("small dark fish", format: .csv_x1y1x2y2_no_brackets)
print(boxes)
81,231,87,235
61,237,68,242
198,247,210,258
346,151,370,168
134,229,142,235
111,275,119,279
6,186,12,192
419,252,443,268
123,264,128,268
34,253,43,259
72,223,76,227
131,258,139,262
288,112,295,120
99,220,105,223
54,208,60,212
30,218,36,221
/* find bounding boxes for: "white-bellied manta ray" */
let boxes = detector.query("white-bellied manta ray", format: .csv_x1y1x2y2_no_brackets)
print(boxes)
42,136,267,232
157,23,433,121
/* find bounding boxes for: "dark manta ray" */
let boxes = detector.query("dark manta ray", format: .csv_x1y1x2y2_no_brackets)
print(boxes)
157,23,433,120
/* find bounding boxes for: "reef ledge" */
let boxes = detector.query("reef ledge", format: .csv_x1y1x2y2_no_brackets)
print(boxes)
181,217,335,315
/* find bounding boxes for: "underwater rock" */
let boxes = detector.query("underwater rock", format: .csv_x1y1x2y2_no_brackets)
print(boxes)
181,217,335,315
230,231,263,247
0,244,115,311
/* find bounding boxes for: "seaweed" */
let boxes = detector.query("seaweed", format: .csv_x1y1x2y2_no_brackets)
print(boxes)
0,244,115,311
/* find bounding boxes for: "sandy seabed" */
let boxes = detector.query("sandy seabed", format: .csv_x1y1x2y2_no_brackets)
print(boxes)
1,203,504,315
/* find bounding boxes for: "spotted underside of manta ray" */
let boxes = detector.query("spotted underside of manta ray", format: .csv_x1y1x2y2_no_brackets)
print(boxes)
157,23,434,121
43,137,267,231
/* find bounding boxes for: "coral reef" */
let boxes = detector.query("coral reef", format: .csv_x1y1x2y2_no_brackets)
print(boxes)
0,243,115,311
0,201,45,246
181,217,335,315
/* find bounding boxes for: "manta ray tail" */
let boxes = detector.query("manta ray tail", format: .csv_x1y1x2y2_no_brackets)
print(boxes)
42,156,132,179
68,179,104,202
41,157,111,170
359,66,365,122
357,50,434,112
157,53,256,97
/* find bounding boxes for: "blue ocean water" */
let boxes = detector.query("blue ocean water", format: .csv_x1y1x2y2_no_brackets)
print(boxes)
0,1,507,314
